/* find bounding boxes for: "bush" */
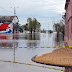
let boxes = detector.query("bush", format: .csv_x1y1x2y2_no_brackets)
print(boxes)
48,30,53,33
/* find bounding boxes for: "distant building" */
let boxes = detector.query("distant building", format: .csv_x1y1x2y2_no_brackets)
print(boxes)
65,0,72,46
0,16,19,33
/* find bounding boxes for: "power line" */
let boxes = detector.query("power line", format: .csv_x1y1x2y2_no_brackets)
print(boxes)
0,6,13,13
10,7,19,16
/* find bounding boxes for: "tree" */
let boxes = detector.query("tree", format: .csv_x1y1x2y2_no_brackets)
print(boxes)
21,17,41,33
48,30,53,33
33,18,41,32
27,17,41,33
36,22,41,32
61,24,65,37
53,23,61,37
61,14,65,37
27,17,33,33
33,18,37,32
22,23,28,30
53,14,65,38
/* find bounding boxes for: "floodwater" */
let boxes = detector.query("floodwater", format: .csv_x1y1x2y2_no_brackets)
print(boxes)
0,32,71,72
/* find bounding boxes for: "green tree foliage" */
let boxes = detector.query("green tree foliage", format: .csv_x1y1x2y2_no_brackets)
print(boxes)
53,16,65,38
59,15,65,37
27,17,33,33
61,24,65,37
33,18,41,32
53,23,61,37
23,17,41,33
22,23,28,31
48,30,53,33
33,18,37,32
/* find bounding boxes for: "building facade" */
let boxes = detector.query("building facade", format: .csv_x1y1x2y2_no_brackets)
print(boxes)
65,0,72,46
0,16,19,33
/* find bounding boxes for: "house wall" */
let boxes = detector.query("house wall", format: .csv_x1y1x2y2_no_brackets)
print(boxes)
12,17,19,24
8,22,13,33
12,17,19,33
0,16,19,33
0,23,13,33
65,0,72,46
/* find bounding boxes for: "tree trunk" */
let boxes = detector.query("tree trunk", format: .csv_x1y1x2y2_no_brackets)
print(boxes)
34,29,35,32
57,32,59,37
57,32,59,42
31,27,32,34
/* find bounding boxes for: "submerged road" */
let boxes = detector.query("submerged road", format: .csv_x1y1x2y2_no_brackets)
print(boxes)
0,33,65,72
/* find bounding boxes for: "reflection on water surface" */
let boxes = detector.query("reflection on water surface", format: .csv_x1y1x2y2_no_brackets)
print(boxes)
0,32,66,72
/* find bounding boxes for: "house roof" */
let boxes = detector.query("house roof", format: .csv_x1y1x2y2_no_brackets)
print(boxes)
65,0,70,10
0,16,18,23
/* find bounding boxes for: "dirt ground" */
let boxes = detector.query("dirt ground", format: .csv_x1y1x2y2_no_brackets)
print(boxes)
33,48,72,67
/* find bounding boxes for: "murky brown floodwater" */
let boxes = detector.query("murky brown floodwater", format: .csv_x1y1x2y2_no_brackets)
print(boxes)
0,32,71,72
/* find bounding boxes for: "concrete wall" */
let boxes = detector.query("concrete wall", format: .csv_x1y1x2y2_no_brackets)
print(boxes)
65,0,72,46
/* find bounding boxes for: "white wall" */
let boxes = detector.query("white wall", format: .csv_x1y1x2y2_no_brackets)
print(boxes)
12,17,19,24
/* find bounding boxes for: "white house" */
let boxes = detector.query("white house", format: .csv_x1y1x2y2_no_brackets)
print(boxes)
0,16,19,33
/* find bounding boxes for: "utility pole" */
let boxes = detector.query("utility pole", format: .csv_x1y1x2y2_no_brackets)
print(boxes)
10,7,18,16
14,7,16,16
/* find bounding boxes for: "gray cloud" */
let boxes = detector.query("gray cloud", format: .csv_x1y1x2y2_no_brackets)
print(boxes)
0,0,65,30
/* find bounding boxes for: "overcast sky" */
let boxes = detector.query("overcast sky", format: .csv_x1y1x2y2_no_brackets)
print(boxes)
0,0,66,30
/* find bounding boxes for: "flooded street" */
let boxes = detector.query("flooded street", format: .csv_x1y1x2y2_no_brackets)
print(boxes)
0,33,65,72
